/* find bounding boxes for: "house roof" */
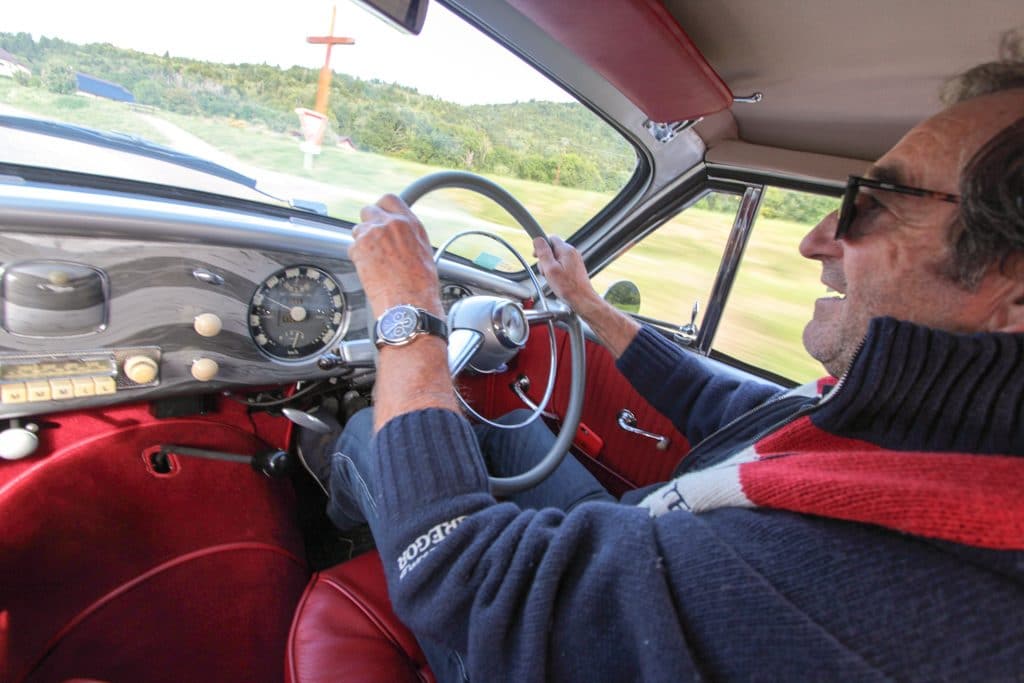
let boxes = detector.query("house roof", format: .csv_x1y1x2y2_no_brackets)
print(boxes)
0,48,29,68
75,73,135,103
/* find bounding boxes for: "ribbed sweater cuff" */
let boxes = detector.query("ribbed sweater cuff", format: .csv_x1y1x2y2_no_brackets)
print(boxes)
372,408,491,523
617,325,699,389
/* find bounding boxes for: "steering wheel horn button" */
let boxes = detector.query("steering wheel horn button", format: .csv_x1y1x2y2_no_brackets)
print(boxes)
374,304,448,349
492,301,529,349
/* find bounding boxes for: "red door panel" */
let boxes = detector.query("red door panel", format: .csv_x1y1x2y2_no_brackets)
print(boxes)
558,338,689,494
459,330,689,496
457,326,569,420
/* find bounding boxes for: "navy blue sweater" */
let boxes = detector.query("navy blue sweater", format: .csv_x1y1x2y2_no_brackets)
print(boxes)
370,318,1024,681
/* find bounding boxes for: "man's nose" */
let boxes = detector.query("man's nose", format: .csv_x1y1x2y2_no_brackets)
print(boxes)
799,211,843,260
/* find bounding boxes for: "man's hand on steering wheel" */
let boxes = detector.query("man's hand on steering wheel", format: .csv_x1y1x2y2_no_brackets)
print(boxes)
533,235,604,319
535,235,641,360
352,173,589,493
350,194,459,432
350,194,444,318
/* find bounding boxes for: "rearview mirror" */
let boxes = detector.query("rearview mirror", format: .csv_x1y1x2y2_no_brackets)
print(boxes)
602,280,641,314
352,0,429,35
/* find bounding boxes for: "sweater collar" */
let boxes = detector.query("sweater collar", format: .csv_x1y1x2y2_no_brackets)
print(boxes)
810,317,1024,455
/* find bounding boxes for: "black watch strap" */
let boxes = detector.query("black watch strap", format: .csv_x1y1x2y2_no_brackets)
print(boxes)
418,309,448,340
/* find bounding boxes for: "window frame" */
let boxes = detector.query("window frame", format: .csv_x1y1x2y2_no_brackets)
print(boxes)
587,168,845,384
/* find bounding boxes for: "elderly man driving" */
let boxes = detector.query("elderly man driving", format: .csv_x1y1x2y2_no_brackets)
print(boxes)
299,56,1024,681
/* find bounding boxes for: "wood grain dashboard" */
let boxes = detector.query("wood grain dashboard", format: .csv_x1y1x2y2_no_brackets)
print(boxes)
0,181,531,419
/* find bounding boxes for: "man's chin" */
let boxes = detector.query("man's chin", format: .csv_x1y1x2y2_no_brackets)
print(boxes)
802,320,843,378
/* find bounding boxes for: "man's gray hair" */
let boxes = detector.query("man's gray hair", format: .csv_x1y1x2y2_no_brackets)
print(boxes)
940,30,1024,288
948,118,1024,287
941,30,1024,106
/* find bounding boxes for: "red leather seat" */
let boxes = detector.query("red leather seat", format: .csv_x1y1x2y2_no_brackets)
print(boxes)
286,551,435,683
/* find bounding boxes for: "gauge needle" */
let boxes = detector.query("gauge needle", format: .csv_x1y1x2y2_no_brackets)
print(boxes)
264,296,308,322
263,296,290,309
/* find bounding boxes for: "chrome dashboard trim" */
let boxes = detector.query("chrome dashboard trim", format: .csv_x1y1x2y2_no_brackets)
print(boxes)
0,180,535,418
0,182,533,300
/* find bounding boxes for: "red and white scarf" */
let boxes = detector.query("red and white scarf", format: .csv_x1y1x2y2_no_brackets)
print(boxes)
638,413,1024,551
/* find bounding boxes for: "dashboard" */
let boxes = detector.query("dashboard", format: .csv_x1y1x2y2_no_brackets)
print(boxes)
0,180,532,420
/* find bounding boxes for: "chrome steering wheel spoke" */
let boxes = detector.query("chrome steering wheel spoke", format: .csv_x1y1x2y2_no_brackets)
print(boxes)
432,231,558,433
447,328,484,377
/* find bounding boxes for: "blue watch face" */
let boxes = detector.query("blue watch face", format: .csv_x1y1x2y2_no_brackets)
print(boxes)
379,306,419,342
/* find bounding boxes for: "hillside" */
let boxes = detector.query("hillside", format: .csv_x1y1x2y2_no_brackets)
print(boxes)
0,32,635,192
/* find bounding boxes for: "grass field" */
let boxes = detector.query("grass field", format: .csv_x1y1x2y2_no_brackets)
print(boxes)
159,112,617,269
0,83,832,382
0,79,172,143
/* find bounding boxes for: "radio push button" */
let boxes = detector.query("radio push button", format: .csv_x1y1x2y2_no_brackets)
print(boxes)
1,384,27,403
26,382,52,402
72,378,96,397
94,377,117,395
49,380,75,400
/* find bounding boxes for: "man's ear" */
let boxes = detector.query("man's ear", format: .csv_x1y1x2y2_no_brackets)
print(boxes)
994,259,1024,333
999,301,1024,333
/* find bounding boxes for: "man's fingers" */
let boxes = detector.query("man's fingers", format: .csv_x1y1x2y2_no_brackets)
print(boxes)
548,235,573,262
533,237,561,281
359,203,386,224
376,193,411,214
533,236,551,260
356,195,430,246
535,235,571,261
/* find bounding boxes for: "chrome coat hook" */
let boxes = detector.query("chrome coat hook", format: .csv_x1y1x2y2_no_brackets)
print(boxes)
733,92,763,104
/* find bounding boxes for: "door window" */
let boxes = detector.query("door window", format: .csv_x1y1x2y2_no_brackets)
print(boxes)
714,187,840,382
590,191,740,330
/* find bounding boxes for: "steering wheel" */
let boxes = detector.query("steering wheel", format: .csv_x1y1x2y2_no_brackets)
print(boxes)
399,171,586,496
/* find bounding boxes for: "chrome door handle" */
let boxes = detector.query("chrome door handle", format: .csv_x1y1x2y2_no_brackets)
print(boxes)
617,409,670,450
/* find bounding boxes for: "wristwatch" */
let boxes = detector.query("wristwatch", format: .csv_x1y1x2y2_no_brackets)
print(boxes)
373,304,448,349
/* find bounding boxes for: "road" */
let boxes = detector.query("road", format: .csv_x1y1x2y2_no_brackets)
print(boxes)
0,102,528,243
135,114,383,209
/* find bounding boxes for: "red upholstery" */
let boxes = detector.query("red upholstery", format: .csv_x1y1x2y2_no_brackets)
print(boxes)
287,552,434,683
559,339,690,495
507,0,732,121
457,325,569,421
461,329,690,496
0,401,308,683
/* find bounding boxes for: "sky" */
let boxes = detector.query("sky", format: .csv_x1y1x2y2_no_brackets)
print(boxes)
2,0,572,105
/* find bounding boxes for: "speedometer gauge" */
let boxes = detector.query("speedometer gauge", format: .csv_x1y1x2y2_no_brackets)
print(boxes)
441,283,473,312
248,266,347,361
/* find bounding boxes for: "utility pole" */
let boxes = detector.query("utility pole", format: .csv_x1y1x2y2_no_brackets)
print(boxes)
307,5,355,115
297,5,355,169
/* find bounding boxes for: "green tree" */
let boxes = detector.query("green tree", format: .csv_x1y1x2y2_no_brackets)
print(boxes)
41,64,76,94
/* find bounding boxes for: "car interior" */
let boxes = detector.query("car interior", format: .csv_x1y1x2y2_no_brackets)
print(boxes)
0,0,1018,681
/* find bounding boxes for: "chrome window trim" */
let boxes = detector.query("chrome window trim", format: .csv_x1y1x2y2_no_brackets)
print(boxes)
695,185,764,354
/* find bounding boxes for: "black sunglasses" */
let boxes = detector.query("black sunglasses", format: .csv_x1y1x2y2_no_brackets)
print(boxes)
834,175,960,240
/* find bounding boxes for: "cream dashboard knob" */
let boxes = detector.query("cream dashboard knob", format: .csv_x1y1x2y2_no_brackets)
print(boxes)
0,422,39,460
124,355,159,385
194,313,223,337
191,358,219,382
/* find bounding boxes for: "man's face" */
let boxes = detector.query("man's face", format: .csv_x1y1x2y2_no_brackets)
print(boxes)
798,91,1024,377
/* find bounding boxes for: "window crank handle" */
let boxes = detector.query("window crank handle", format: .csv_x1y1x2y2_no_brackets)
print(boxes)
617,409,670,450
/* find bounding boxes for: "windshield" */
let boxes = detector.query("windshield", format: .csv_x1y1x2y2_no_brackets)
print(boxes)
1,1,636,271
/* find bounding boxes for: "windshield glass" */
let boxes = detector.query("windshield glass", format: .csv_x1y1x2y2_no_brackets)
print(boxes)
1,1,636,271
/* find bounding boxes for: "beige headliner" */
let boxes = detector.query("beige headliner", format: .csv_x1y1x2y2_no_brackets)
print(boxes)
668,0,1022,163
